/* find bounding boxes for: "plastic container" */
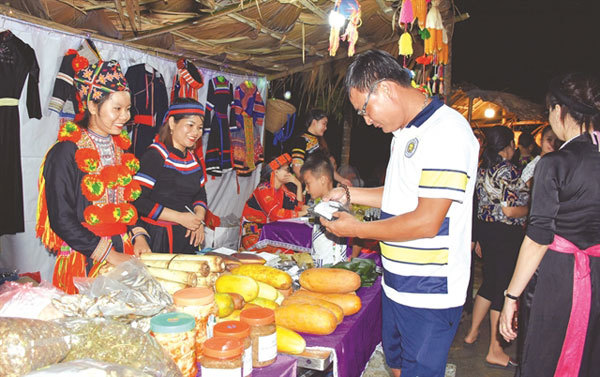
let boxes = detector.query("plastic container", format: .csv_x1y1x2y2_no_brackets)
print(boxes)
240,307,277,367
200,336,243,377
214,321,253,377
173,287,218,360
150,312,196,377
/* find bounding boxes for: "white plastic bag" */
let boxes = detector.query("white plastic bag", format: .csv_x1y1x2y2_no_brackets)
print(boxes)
23,359,153,377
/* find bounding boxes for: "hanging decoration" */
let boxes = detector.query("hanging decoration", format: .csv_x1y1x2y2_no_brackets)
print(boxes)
396,0,450,96
328,0,362,57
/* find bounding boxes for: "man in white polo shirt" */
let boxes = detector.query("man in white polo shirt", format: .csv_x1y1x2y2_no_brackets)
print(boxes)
321,50,479,377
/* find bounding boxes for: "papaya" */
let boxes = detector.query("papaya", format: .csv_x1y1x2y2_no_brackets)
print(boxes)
282,295,344,324
256,281,278,301
214,293,235,318
250,297,279,310
294,290,362,316
275,303,338,335
299,268,360,293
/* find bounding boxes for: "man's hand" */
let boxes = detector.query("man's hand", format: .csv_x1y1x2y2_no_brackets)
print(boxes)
185,224,205,247
320,211,361,237
322,187,347,205
133,236,151,257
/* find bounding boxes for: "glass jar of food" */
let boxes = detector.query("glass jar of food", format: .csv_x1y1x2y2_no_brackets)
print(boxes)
200,336,243,377
240,307,277,367
150,312,196,377
173,287,218,360
213,320,253,377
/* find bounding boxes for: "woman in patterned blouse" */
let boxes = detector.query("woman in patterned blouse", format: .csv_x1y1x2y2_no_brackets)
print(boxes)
464,126,529,369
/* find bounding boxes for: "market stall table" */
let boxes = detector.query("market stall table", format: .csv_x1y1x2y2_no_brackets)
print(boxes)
197,353,297,377
253,218,313,253
300,275,382,377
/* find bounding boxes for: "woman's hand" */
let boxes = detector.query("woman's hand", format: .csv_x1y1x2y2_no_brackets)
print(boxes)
105,249,134,266
133,236,151,257
298,204,310,217
179,212,203,231
283,173,301,187
499,297,518,342
185,224,205,247
474,241,482,258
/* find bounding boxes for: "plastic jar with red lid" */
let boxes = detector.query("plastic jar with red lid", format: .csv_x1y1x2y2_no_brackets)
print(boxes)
214,320,252,376
173,287,217,360
240,307,277,367
200,336,243,377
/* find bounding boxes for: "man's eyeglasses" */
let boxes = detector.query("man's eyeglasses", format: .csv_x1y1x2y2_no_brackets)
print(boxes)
357,79,386,117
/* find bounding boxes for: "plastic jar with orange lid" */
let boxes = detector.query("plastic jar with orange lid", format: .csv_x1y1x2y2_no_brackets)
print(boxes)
173,287,218,360
150,312,196,377
200,336,243,377
239,307,277,367
213,321,253,377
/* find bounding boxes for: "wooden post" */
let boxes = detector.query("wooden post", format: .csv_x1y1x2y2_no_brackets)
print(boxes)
467,97,473,123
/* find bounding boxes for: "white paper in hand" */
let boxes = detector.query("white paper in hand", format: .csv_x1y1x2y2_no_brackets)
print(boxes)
312,201,348,221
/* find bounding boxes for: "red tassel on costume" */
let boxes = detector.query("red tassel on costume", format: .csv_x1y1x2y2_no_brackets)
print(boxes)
53,250,87,294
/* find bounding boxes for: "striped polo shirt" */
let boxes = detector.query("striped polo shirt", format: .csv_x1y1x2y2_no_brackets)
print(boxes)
380,97,479,309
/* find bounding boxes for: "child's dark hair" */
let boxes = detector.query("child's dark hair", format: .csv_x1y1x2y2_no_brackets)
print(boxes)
481,126,514,169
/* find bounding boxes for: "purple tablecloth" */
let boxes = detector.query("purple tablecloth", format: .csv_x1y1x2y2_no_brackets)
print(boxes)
301,276,383,377
197,354,297,377
254,219,313,253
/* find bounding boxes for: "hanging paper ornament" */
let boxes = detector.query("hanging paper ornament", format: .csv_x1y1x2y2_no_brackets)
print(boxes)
399,31,413,56
418,28,430,40
425,0,444,54
329,0,362,57
341,6,362,56
399,0,414,27
412,0,427,29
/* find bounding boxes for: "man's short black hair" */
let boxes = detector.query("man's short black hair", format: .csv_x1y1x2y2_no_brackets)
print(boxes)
344,49,412,95
300,151,334,183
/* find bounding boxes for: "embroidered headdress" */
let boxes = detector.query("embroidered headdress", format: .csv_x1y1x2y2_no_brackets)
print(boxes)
73,60,129,111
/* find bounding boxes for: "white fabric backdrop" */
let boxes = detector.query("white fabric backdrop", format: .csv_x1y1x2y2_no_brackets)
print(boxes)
0,15,266,281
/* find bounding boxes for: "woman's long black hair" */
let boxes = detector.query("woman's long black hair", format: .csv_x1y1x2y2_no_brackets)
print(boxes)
481,126,514,169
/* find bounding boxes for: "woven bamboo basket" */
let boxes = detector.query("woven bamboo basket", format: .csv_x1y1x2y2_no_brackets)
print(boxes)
264,99,296,134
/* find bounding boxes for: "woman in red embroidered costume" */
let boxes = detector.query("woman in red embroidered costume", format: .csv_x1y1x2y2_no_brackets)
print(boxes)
499,73,600,377
133,98,210,253
36,59,150,294
241,154,308,252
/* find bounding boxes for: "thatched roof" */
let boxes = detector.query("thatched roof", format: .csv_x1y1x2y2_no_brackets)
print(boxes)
448,85,547,128
1,0,457,79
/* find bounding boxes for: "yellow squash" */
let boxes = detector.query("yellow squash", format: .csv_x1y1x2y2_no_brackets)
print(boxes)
250,297,279,310
276,326,306,355
256,281,278,301
215,274,259,302
214,293,235,318
231,264,292,290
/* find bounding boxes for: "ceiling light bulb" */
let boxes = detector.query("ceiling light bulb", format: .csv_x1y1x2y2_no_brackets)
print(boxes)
329,11,346,28
484,108,495,119
284,91,292,100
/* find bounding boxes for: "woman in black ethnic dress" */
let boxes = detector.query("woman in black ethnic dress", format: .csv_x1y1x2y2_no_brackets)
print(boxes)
500,73,600,377
37,59,151,294
134,98,208,253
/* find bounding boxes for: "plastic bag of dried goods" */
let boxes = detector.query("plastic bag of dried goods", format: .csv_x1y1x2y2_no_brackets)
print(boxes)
23,359,154,377
0,317,70,377
60,317,183,377
0,281,64,320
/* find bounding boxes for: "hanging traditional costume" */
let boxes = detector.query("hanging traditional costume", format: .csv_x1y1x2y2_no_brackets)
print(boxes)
231,81,265,176
204,75,235,176
241,154,304,252
133,103,209,254
0,30,42,236
125,63,169,158
48,39,101,120
36,60,148,294
171,58,204,102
